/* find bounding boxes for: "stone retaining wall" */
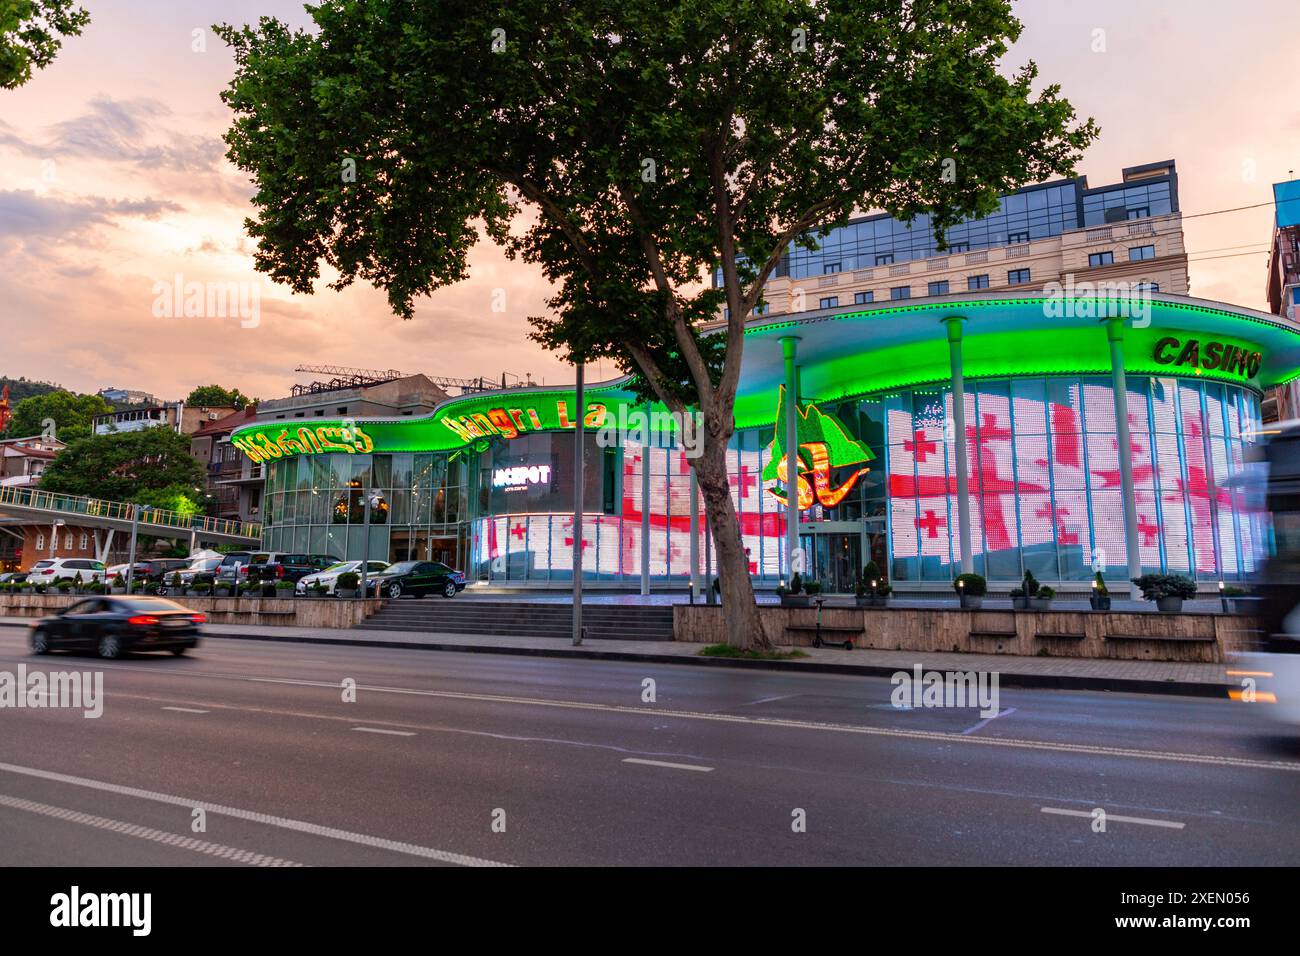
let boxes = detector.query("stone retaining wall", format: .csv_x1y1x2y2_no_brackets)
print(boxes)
674,604,1260,663
0,593,383,629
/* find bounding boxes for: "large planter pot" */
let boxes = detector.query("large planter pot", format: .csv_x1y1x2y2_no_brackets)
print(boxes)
110,586,126,595
336,588,359,599
1155,596,1184,613
1011,596,1029,610
1089,595,1112,611
959,595,983,609
780,594,812,608
855,595,874,608
307,591,325,599
1029,598,1052,611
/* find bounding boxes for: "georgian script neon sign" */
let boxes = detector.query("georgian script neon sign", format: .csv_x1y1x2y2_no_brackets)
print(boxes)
762,386,874,511
441,401,607,443
233,424,374,464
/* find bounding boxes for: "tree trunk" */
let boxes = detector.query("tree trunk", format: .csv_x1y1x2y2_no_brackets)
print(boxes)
693,434,771,651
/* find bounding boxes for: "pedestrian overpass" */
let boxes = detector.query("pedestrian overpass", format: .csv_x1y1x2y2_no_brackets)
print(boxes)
0,485,263,561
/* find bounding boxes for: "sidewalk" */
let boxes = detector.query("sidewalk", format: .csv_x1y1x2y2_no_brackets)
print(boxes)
0,616,1235,698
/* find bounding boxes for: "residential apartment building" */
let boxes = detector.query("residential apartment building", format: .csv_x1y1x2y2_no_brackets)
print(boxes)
190,406,263,523
0,434,66,487
253,373,450,423
93,402,236,436
721,160,1187,319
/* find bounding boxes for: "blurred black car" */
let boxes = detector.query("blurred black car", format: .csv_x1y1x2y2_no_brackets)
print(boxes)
30,596,205,659
365,561,466,599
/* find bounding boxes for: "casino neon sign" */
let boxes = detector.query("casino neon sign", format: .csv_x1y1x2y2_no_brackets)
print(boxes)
1152,337,1262,378
441,400,607,443
233,424,374,464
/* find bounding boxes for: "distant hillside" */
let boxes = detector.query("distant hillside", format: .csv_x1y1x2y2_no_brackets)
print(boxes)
0,376,65,403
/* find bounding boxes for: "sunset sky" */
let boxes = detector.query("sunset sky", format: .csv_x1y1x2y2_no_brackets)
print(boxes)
2,0,1297,402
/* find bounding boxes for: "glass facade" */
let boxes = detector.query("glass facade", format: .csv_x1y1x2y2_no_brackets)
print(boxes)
255,371,1263,590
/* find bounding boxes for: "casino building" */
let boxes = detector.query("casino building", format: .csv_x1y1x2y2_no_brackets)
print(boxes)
230,163,1300,593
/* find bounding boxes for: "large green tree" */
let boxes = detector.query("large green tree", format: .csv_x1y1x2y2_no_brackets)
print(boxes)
186,384,254,409
217,0,1096,648
5,389,110,442
39,427,206,505
0,0,90,90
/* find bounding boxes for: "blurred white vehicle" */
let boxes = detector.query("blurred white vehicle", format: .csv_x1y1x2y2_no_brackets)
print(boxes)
295,560,390,596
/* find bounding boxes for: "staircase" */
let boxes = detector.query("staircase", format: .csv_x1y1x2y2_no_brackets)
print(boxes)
355,598,676,642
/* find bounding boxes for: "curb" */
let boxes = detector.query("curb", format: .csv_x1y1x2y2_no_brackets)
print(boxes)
0,619,1227,699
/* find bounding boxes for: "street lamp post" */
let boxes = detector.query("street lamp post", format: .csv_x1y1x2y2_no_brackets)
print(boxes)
572,362,585,645
125,506,151,590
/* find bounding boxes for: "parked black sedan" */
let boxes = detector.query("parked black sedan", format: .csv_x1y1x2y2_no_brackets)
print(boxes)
30,596,205,659
365,561,466,599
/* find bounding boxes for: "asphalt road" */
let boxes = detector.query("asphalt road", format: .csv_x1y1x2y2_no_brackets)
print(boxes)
0,627,1296,866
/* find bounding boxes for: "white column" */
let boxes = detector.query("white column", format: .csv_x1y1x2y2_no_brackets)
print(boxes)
943,317,974,575
1105,317,1143,599
640,406,651,596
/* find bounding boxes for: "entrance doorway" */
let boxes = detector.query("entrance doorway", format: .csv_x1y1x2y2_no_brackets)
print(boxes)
798,530,861,594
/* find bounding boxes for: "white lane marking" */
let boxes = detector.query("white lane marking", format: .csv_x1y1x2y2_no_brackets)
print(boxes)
10,659,1297,775
352,727,416,737
162,706,209,714
961,706,1017,736
0,761,509,867
622,758,714,773
1040,806,1186,829
745,694,795,706
0,792,303,865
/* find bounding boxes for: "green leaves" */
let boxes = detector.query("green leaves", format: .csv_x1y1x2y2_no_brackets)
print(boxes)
0,0,90,90
217,0,1095,414
39,427,205,503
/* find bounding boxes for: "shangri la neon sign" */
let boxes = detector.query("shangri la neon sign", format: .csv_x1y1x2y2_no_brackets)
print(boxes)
762,386,874,510
233,424,375,464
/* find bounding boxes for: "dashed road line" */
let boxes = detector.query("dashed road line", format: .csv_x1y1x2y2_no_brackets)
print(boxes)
161,706,209,714
352,727,416,737
1041,806,1186,829
622,758,714,772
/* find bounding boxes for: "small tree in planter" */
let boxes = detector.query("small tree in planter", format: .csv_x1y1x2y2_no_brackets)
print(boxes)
1132,573,1197,613
803,580,823,599
1011,570,1040,610
1034,585,1055,610
110,573,127,595
856,561,890,607
166,571,184,595
778,572,810,608
335,571,360,598
954,573,986,609
275,579,296,598
239,580,259,597
129,578,147,594
71,572,84,594
306,580,328,599
1090,572,1110,611
55,577,75,595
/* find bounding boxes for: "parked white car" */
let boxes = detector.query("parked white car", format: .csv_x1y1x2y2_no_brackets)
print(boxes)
26,558,107,584
295,560,390,596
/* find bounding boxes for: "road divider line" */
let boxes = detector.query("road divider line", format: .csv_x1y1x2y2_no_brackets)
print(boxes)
352,727,416,737
13,662,1298,775
161,706,209,714
0,792,304,865
1040,806,1186,829
621,758,714,772
0,761,509,867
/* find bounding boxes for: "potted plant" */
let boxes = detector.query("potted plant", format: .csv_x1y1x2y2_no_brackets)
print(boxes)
1032,585,1055,610
307,580,328,599
856,561,890,607
110,573,127,595
779,572,810,608
954,573,986,609
191,582,213,598
259,579,278,598
1132,573,1197,613
335,571,360,598
55,577,74,595
803,580,823,599
129,578,147,594
71,572,85,594
87,580,106,595
1090,572,1111,611
165,571,183,596
239,580,259,597
276,579,296,597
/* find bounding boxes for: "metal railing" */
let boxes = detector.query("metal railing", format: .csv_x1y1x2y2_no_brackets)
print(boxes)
0,485,262,540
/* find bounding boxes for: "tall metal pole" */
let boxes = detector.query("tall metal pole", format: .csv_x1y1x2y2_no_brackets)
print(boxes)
689,462,700,601
944,317,974,575
1105,317,1143,599
572,362,585,645
360,487,372,598
640,405,651,597
125,510,140,590
780,337,801,583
